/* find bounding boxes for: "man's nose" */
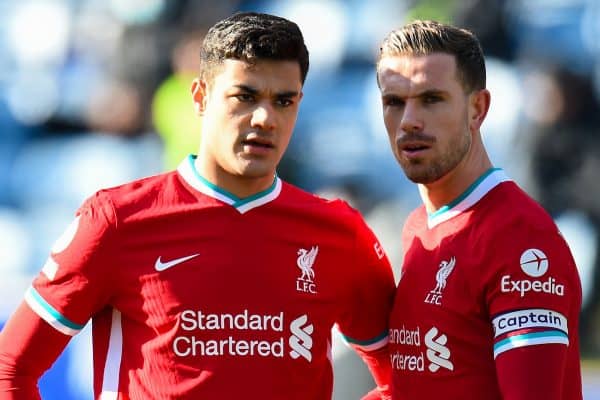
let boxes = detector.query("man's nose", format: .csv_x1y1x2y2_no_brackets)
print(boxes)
399,100,424,134
251,102,276,130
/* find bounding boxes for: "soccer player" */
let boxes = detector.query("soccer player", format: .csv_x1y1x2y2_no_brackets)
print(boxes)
376,20,583,399
0,12,395,399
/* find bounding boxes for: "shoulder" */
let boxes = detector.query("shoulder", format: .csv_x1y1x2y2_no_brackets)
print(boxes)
279,183,376,243
281,182,363,219
83,170,179,224
482,181,558,236
479,182,579,288
98,170,177,204
469,182,569,267
402,205,427,236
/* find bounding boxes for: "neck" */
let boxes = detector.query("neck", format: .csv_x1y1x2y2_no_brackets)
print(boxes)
193,157,276,199
419,143,492,213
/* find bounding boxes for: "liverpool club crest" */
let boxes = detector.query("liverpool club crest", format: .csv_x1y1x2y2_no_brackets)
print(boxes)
296,246,319,294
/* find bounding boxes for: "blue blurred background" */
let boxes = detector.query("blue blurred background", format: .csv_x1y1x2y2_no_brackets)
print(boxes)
0,0,599,398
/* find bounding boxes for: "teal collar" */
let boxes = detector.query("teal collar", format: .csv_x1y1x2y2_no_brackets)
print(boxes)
427,168,510,228
177,155,281,214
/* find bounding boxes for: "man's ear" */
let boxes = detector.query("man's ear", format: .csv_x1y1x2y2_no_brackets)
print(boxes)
469,88,491,134
191,78,208,115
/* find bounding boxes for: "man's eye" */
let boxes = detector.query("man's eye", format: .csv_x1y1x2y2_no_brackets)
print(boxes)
276,98,293,107
424,95,442,104
384,97,404,107
235,94,254,102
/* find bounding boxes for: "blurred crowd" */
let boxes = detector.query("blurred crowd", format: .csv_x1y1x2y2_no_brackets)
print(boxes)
0,0,599,398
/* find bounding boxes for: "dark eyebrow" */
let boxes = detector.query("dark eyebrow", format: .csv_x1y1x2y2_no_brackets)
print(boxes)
233,84,299,98
417,89,447,98
276,90,300,98
381,89,447,100
381,93,402,101
234,84,259,95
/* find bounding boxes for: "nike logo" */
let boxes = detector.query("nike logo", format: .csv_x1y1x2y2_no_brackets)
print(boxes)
155,254,200,271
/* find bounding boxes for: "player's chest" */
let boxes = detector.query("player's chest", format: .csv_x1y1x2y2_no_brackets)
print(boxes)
389,234,492,375
393,229,486,320
114,221,349,315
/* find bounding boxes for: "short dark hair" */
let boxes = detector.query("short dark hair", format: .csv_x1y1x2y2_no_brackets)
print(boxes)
200,12,309,85
377,20,486,93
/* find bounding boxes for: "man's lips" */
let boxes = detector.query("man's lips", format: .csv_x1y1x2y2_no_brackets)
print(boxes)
242,137,274,148
241,134,275,156
396,135,435,157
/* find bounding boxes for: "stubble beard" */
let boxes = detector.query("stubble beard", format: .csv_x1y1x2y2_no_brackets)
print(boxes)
400,130,471,185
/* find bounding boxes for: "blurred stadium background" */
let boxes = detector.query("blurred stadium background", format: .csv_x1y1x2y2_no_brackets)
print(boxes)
0,0,599,398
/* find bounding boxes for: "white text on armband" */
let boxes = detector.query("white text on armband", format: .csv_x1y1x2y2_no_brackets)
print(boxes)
492,308,568,337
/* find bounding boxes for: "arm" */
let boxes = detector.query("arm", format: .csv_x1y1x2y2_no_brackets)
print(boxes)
495,345,567,400
0,193,116,399
347,211,395,400
0,302,71,399
357,344,392,400
486,215,582,399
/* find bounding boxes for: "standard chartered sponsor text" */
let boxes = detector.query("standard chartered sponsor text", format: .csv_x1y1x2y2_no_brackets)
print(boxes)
175,309,284,357
390,325,425,371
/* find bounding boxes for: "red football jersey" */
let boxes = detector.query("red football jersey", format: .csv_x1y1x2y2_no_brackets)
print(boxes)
389,169,582,399
25,155,396,400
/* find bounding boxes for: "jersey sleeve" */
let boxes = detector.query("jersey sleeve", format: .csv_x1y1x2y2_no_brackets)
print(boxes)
336,210,396,353
0,301,72,398
25,191,118,337
484,217,581,359
482,215,582,399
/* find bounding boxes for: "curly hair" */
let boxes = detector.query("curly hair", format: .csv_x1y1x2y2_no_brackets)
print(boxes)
200,12,309,85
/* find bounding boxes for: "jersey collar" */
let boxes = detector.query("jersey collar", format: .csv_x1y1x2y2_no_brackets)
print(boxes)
427,168,511,229
177,155,282,214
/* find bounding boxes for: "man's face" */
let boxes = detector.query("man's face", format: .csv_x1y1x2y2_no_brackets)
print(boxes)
192,59,302,193
377,53,474,184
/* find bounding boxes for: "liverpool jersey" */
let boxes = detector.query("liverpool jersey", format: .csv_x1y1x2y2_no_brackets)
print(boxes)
389,168,582,399
26,155,396,399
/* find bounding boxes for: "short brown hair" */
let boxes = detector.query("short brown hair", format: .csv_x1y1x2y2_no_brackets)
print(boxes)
377,20,486,93
200,12,309,85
